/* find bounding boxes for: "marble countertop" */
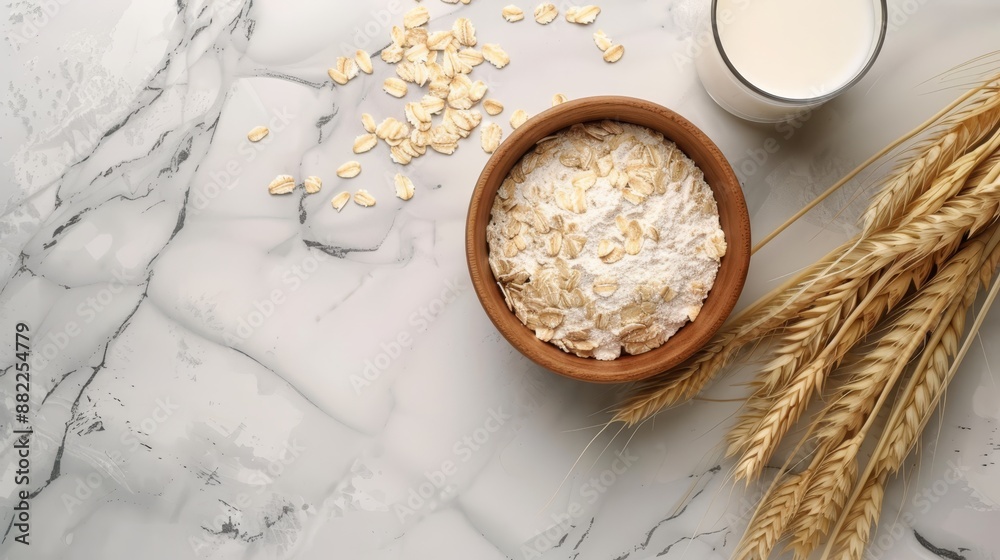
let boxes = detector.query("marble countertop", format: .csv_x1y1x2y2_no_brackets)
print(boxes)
2,1,999,559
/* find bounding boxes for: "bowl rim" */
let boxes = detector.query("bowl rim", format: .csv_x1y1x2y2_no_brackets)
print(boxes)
465,95,751,383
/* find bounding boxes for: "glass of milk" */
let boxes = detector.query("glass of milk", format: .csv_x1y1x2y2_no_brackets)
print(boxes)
695,0,887,123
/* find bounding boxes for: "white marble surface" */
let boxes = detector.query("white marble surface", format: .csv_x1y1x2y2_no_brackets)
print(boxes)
1,1,999,559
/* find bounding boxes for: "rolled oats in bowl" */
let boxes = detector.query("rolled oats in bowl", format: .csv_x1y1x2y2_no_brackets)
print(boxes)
486,121,727,360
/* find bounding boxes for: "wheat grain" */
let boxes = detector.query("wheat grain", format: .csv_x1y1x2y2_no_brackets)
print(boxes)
964,146,1000,189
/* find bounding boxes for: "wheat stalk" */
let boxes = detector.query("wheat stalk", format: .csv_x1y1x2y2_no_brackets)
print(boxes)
820,223,1000,559
868,225,1000,473
733,228,992,483
814,238,987,445
753,74,1000,253
862,79,1000,233
894,126,1000,229
783,234,994,557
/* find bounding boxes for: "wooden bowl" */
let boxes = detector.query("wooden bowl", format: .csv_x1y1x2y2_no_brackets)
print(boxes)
465,96,751,383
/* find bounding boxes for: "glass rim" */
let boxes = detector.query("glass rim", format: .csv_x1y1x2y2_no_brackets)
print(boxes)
710,0,888,105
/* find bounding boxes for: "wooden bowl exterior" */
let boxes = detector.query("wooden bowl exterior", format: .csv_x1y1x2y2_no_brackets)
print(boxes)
466,96,751,383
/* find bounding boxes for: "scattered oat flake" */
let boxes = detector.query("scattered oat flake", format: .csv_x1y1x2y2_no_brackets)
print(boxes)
422,95,446,114
336,56,359,79
331,191,351,211
593,30,613,51
502,5,525,22
453,17,477,46
337,161,362,178
247,126,269,142
328,67,350,85
394,174,416,200
353,134,378,154
304,176,322,194
551,93,568,106
566,5,600,24
427,30,453,50
354,189,376,207
534,2,558,24
355,50,373,74
404,6,429,28
481,44,510,69
483,98,504,116
481,122,503,153
267,175,295,195
382,44,404,63
361,113,376,133
383,77,408,97
510,109,529,129
603,43,625,63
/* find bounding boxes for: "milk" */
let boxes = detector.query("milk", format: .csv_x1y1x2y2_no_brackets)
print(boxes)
696,0,882,122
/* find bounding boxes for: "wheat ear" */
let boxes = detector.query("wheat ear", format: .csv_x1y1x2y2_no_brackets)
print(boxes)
730,180,1000,470
733,472,810,560
821,223,1000,560
785,235,991,557
753,74,1000,253
863,79,1000,233
732,227,990,484
895,126,1000,229
826,471,888,560
725,264,926,458
785,437,862,559
815,238,986,445
869,225,1000,471
728,259,909,481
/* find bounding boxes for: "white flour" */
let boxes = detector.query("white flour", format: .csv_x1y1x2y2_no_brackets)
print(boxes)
487,122,726,360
